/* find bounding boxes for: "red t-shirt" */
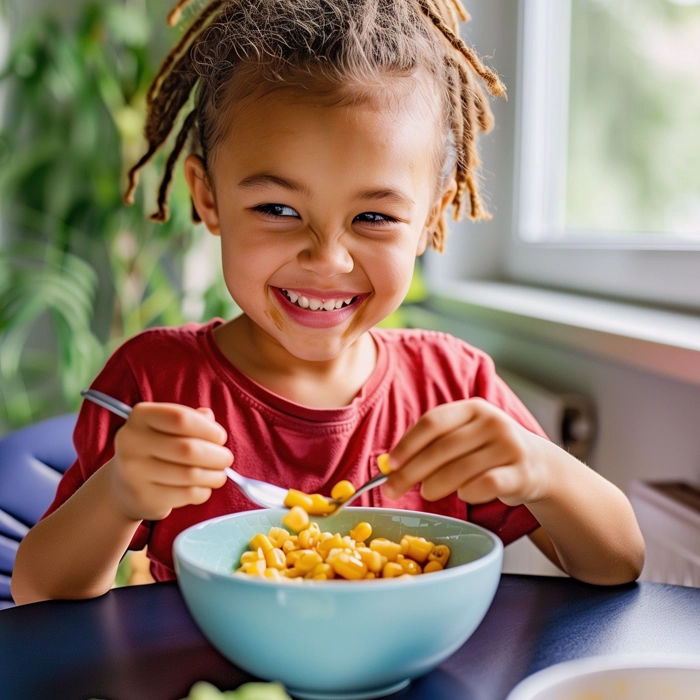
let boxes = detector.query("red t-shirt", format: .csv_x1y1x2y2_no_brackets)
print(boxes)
43,320,544,581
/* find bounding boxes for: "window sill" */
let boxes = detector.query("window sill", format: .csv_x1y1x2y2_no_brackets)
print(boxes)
409,281,700,388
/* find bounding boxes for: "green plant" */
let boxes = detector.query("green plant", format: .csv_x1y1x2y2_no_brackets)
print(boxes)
0,1,224,430
0,0,423,433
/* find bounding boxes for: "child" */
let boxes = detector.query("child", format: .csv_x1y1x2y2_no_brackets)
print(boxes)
12,0,644,603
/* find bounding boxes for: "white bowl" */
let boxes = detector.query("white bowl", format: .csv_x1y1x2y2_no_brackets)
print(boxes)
507,654,700,700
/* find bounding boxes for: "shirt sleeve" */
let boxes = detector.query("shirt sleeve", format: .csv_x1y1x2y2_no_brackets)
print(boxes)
40,337,151,551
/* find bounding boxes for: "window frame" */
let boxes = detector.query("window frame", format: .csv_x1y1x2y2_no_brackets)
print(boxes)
506,0,700,311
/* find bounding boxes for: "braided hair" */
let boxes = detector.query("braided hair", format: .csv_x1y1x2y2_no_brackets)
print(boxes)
126,0,505,252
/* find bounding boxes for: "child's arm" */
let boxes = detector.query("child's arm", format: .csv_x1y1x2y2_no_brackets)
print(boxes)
382,398,645,585
11,404,232,604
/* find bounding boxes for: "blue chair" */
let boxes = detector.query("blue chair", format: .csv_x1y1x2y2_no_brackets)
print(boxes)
0,414,77,609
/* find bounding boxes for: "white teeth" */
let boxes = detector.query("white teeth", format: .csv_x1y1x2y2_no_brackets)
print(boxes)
282,289,358,311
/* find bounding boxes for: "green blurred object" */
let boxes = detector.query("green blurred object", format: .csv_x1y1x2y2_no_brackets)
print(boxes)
0,1,221,432
90,680,292,700
182,681,291,700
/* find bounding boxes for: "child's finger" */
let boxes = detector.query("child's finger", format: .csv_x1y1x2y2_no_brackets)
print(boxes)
417,441,507,502
148,483,215,509
383,422,488,499
145,433,233,470
147,462,229,489
387,400,480,471
131,402,228,444
456,465,525,506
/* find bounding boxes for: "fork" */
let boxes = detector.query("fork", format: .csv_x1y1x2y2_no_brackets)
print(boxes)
80,389,388,516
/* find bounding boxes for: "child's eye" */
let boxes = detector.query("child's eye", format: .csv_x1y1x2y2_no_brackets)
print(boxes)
353,212,397,226
253,203,300,219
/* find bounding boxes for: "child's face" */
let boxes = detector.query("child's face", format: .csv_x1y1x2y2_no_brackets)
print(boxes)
186,84,453,363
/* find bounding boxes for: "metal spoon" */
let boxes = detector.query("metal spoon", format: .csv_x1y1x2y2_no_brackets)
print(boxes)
80,389,387,516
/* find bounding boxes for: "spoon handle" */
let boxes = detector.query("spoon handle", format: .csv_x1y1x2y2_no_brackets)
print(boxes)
80,389,133,420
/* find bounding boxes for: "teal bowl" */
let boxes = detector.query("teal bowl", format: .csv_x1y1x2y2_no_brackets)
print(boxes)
173,507,503,700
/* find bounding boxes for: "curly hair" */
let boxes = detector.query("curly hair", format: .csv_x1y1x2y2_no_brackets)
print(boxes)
125,0,505,252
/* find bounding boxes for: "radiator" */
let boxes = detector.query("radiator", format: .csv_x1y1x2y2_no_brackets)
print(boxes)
499,369,596,459
630,480,700,587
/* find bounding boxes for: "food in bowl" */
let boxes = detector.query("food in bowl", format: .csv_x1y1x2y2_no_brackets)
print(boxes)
174,507,503,700
234,518,450,581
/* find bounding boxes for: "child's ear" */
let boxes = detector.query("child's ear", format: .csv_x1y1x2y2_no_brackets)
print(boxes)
417,177,458,255
184,155,221,236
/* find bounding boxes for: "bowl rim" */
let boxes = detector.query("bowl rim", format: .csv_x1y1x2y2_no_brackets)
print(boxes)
173,506,503,590
506,653,700,700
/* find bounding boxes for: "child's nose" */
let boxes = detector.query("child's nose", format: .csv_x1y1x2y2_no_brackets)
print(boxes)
297,236,354,277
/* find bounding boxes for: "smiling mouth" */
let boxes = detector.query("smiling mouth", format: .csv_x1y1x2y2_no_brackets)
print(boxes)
280,288,359,311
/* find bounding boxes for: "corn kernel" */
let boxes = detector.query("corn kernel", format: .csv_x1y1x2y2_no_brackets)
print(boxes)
369,538,402,561
249,533,274,554
377,453,392,475
332,552,368,580
282,567,304,579
382,561,405,578
349,522,372,543
282,506,310,532
282,539,299,554
295,550,324,575
398,557,421,575
317,532,344,556
330,480,356,503
285,550,304,567
307,493,336,516
242,559,266,576
402,535,434,564
268,527,291,548
308,563,335,580
357,547,387,574
240,549,263,565
428,544,451,567
284,489,315,511
423,560,444,574
298,528,316,549
265,547,286,570
263,567,282,581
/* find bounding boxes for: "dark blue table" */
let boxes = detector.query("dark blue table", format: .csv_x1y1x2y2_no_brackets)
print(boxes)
2,574,700,700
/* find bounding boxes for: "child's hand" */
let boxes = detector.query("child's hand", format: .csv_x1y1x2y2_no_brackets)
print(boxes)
382,398,550,507
109,403,233,522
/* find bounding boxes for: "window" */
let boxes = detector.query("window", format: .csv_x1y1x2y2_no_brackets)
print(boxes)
508,0,700,309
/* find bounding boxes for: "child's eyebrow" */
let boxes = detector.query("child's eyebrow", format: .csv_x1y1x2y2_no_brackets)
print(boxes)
238,174,413,208
356,188,415,208
238,173,311,195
